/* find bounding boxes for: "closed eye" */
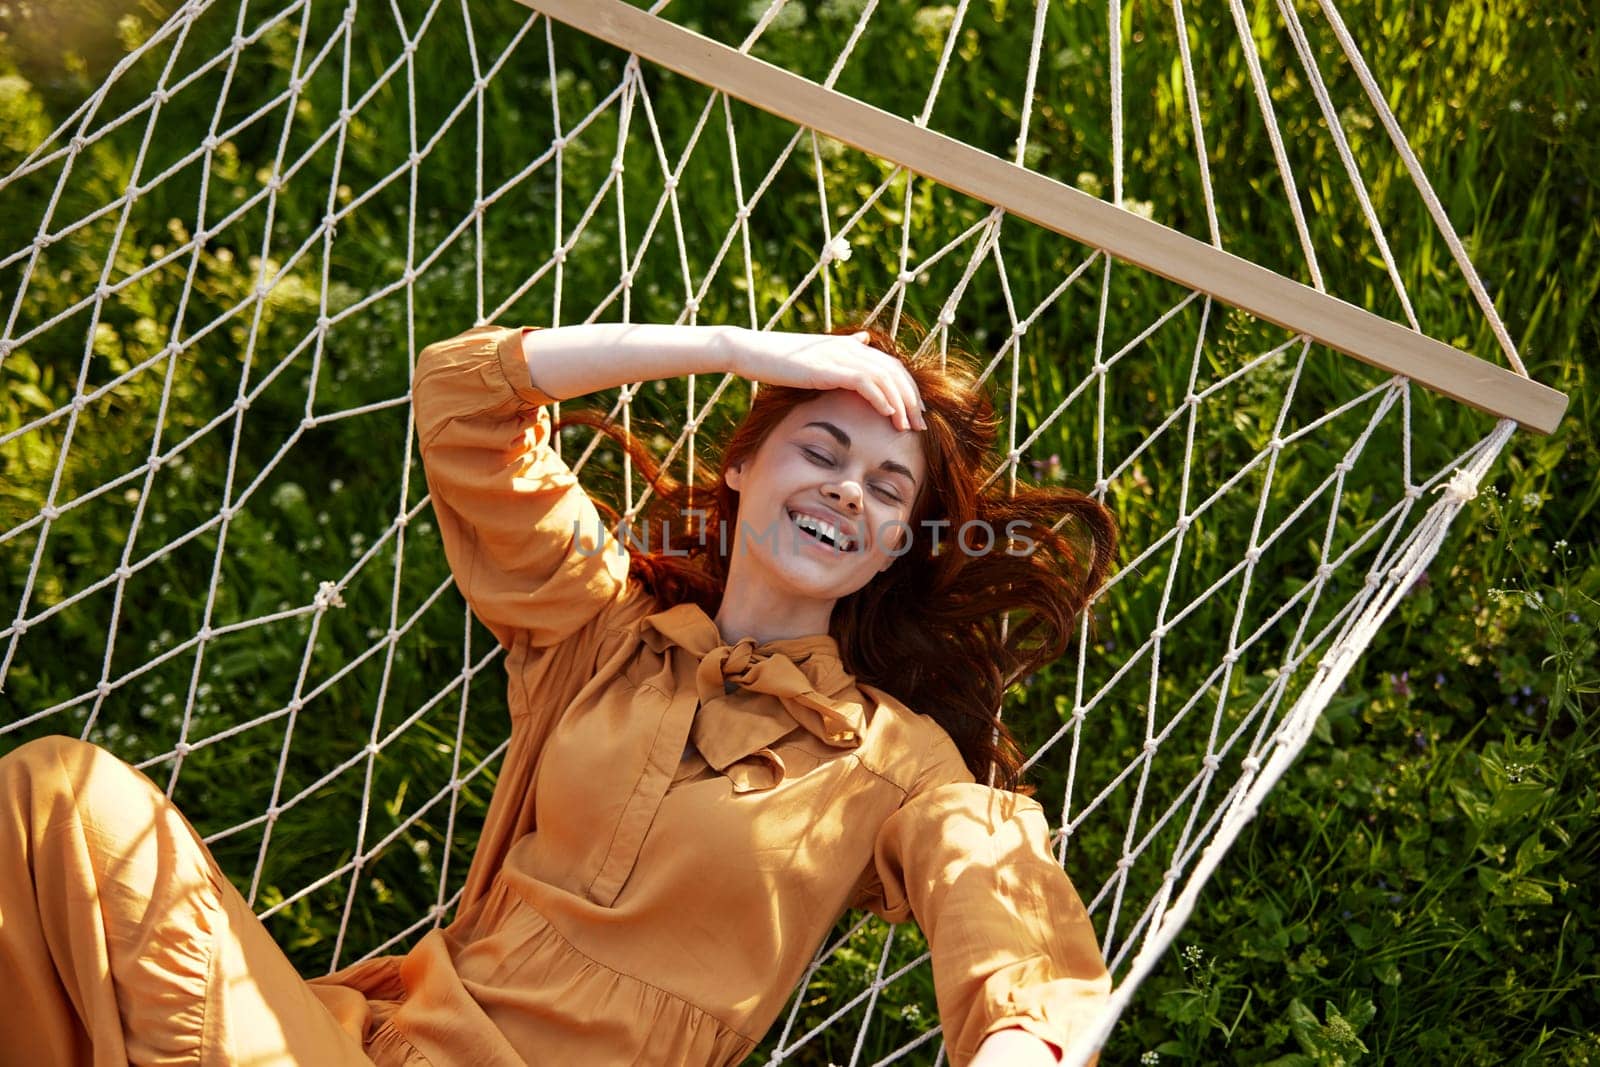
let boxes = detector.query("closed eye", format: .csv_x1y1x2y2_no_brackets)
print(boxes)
801,447,904,503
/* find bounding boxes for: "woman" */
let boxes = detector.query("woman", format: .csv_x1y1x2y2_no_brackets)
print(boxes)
0,319,1116,1066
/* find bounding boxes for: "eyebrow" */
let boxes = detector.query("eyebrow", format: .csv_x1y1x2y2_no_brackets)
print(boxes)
800,420,919,486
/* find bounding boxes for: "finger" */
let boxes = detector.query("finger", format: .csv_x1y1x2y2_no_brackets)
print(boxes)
877,370,913,433
898,366,926,430
885,371,918,433
882,361,922,431
845,336,919,431
853,378,899,427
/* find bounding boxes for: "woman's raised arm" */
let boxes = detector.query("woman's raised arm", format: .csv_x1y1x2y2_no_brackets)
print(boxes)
411,322,925,652
412,325,635,653
521,323,926,432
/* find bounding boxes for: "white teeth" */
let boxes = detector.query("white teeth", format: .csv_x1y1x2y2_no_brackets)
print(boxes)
790,511,856,551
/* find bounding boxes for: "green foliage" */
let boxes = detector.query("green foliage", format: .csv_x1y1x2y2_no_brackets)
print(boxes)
2,0,1596,1062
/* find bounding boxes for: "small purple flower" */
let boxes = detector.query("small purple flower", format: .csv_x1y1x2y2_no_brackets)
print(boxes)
1029,453,1063,482
1412,730,1428,750
1388,671,1412,698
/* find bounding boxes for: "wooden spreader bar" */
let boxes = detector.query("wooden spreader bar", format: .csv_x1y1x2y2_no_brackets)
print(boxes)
519,0,1568,434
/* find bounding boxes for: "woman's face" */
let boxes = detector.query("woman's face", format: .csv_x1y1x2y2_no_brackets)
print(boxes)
723,389,928,621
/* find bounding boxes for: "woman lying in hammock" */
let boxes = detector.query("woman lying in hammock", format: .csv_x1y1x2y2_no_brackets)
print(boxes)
0,320,1117,1067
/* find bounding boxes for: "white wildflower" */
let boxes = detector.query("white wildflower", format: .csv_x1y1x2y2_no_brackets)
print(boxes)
819,0,866,21
745,0,806,30
912,5,958,41
1120,197,1156,220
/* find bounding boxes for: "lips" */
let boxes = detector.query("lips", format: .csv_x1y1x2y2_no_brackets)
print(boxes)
787,508,861,552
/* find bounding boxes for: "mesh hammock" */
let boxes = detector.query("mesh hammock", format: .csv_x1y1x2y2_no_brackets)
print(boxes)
0,0,1565,1062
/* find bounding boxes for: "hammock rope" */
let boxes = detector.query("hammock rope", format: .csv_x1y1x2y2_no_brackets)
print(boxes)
0,1,1559,1062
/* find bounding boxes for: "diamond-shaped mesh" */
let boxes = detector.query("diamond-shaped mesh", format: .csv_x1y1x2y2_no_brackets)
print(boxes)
0,0,1528,1061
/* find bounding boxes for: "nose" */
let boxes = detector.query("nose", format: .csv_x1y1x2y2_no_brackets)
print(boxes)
822,480,863,513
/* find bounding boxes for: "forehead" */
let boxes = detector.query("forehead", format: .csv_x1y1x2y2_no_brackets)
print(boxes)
774,390,926,478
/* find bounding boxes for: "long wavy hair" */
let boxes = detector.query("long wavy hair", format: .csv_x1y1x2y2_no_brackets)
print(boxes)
555,321,1117,791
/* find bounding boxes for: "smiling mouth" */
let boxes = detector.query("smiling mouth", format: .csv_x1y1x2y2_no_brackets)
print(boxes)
788,510,860,552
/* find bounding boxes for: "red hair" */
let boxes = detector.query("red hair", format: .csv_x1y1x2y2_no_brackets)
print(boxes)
555,321,1117,791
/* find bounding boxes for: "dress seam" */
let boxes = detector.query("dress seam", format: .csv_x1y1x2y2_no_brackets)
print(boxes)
196,916,220,1065
847,754,911,798
582,680,683,903
527,898,761,1046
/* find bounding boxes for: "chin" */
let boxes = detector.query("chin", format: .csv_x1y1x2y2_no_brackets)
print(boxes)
765,555,871,603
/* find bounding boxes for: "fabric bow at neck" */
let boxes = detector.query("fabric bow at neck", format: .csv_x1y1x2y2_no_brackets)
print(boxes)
640,603,865,791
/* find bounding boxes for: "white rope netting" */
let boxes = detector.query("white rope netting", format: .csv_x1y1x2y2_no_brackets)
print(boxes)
0,0,1532,1062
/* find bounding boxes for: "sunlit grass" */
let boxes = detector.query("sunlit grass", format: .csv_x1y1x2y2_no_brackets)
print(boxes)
1,0,1595,1062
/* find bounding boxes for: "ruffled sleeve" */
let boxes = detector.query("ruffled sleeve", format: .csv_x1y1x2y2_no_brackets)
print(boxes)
856,732,1111,1065
413,324,630,651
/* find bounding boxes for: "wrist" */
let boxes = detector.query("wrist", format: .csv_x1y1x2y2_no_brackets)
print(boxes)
971,1027,1061,1067
710,324,750,378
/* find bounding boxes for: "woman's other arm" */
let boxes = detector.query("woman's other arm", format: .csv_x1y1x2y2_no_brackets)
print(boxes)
853,729,1110,1067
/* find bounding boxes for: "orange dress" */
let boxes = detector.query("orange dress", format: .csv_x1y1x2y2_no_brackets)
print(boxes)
0,325,1109,1067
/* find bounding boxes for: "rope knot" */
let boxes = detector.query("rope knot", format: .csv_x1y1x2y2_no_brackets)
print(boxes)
1439,467,1480,505
313,580,346,610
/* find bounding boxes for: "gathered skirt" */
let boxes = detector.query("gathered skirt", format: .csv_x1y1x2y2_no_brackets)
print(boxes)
0,735,384,1066
0,736,755,1066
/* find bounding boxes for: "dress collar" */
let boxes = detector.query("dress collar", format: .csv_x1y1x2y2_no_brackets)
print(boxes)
639,601,843,672
639,602,865,790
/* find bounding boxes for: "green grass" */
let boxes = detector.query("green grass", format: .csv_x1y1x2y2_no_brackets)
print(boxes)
2,0,1596,1062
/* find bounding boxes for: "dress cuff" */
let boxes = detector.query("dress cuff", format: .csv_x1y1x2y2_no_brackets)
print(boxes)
494,325,561,407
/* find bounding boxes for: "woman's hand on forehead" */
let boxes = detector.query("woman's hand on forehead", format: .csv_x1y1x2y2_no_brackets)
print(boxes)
721,328,927,433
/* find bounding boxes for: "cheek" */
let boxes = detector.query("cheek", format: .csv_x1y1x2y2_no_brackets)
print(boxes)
870,511,912,555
